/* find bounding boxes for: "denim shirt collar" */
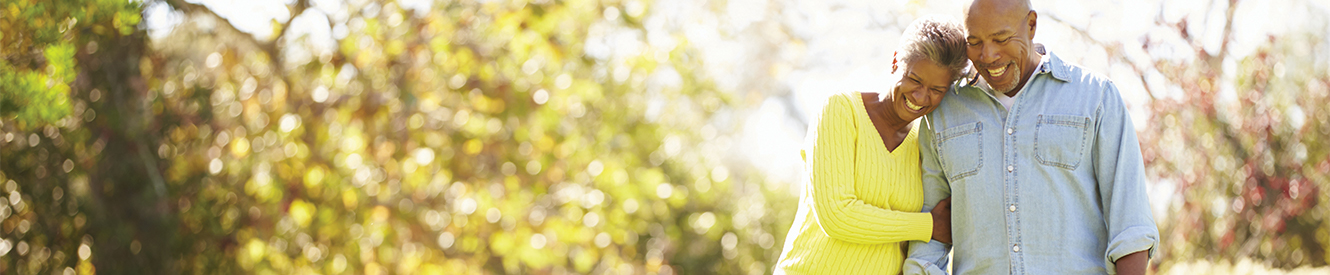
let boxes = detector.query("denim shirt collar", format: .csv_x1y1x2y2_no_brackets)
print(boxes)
959,43,1070,94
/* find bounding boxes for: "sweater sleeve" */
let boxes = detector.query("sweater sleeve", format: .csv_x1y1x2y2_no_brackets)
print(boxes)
805,93,933,245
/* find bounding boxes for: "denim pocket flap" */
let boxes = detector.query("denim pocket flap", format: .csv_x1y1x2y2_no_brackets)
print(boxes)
937,122,983,181
1034,114,1092,170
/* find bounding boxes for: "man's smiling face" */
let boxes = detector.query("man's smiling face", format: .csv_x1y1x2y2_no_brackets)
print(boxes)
965,0,1038,95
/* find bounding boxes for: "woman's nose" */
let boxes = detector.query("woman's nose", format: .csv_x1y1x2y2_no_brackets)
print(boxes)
910,87,929,104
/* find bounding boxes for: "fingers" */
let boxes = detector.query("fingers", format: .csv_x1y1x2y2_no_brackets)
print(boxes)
936,197,952,210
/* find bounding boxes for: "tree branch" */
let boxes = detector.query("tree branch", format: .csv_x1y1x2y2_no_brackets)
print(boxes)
163,0,311,75
1043,14,1158,102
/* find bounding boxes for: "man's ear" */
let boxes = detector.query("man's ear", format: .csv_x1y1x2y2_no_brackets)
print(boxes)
892,51,900,73
1027,10,1038,40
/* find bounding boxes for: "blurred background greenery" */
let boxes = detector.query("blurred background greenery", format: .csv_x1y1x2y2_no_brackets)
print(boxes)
0,0,1326,274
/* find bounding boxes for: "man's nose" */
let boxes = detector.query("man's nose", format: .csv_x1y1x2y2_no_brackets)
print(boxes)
980,44,1001,64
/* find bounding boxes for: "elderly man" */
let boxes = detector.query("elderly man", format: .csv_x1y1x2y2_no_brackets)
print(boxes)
903,0,1160,274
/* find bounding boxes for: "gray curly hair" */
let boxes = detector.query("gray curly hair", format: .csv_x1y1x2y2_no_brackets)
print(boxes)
897,15,970,83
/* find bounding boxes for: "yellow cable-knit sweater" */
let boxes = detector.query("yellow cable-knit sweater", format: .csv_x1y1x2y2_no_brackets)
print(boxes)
775,92,932,275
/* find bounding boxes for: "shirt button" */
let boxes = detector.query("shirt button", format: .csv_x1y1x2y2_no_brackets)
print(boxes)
1009,204,1016,212
1007,128,1014,134
1013,244,1021,252
1007,165,1014,172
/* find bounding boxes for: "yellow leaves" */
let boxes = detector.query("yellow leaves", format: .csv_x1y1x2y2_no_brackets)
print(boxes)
364,262,385,275
536,135,556,153
514,230,555,269
386,39,406,57
495,9,526,38
396,252,424,275
301,165,324,197
341,129,366,153
372,205,391,223
489,231,516,256
342,189,359,210
244,166,281,203
478,62,498,83
268,18,283,42
77,260,95,274
452,47,477,78
289,199,316,228
572,245,599,273
303,166,325,190
270,80,287,107
241,238,267,269
416,263,446,275
464,139,484,155
469,93,505,114
231,136,250,157
429,37,451,65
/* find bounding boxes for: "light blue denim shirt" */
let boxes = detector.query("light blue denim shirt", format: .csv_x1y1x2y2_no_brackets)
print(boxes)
904,45,1159,275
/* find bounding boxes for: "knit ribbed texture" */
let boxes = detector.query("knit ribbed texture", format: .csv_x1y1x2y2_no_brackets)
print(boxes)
775,92,932,275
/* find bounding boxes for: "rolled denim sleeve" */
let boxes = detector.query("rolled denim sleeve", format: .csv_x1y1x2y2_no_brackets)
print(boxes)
1092,82,1160,273
904,115,954,275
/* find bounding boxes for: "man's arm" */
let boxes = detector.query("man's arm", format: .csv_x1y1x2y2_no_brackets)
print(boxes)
1113,250,1149,275
1093,83,1160,274
904,115,954,275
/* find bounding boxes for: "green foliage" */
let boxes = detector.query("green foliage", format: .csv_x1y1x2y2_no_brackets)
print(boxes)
3,0,794,274
0,42,75,127
0,0,140,129
3,0,1324,274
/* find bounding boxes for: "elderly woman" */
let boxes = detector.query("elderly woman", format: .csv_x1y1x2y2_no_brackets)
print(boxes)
774,16,969,274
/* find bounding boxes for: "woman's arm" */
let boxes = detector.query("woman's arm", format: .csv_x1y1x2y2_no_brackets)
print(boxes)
805,94,933,245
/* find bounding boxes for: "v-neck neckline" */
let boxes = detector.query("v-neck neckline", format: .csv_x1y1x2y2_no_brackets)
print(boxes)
852,92,916,155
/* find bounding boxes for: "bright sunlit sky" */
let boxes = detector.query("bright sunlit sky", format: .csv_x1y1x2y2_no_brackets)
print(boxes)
145,0,1329,218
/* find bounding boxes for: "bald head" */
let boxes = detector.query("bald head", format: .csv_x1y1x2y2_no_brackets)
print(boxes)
966,0,1032,21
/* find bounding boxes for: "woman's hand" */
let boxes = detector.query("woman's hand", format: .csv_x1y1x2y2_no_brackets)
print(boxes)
930,197,953,244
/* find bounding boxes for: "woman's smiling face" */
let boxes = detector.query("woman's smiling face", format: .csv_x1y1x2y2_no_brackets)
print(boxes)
892,58,953,122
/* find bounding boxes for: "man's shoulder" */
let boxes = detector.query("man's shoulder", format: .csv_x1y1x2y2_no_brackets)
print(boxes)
1045,51,1115,88
1038,51,1126,108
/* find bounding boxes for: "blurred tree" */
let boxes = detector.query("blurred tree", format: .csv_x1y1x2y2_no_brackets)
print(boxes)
1049,0,1330,269
19,0,1326,274
4,0,796,274
1,0,167,274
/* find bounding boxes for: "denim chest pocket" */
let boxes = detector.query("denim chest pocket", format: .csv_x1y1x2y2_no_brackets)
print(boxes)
1034,114,1093,170
937,122,982,181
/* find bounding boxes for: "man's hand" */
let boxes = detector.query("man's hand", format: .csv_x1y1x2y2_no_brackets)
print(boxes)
930,197,952,244
1114,250,1148,275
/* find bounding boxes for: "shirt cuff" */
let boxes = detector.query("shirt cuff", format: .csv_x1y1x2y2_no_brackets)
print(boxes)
1105,225,1159,272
